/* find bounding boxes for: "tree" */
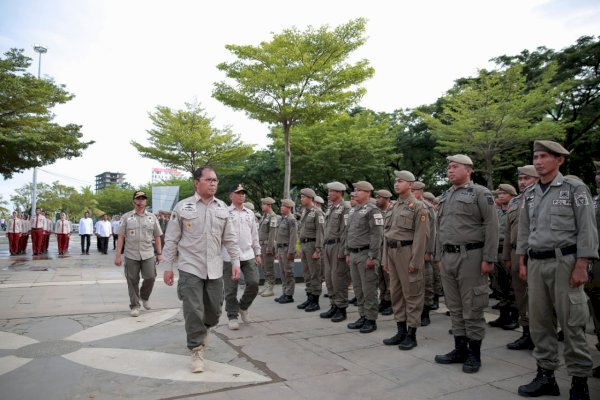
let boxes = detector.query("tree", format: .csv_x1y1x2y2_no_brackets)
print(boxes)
0,48,94,179
422,65,561,189
213,18,374,198
131,102,253,175
95,184,135,216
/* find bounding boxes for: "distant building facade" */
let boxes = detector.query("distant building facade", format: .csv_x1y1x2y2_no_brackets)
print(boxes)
95,171,126,192
151,167,186,183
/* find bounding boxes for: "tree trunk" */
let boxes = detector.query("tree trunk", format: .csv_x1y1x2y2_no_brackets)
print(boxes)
485,153,494,190
283,122,291,199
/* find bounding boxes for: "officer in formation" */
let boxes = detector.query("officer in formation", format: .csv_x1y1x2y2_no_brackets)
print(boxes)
502,165,538,351
516,141,598,400
258,197,280,298
54,211,72,255
274,198,298,304
375,189,393,316
319,181,350,322
434,154,498,374
7,211,22,256
345,181,384,333
410,181,437,326
488,183,519,330
296,188,325,312
382,171,429,350
42,211,52,253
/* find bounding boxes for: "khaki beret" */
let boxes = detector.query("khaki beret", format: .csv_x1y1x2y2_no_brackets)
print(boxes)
300,188,316,198
261,197,276,205
314,196,324,204
243,202,255,211
353,181,374,191
281,199,295,208
517,165,539,178
446,154,473,166
533,140,570,156
327,181,346,191
496,183,517,196
423,192,435,202
412,181,425,190
375,189,392,198
394,170,416,182
593,161,600,173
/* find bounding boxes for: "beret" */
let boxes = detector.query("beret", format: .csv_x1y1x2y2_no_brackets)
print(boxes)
314,196,325,204
517,165,539,178
327,181,346,191
446,154,473,166
300,188,316,198
375,189,392,198
497,183,517,196
394,170,416,182
281,199,295,208
261,197,276,205
533,140,570,156
243,202,255,210
423,192,435,202
412,181,425,190
353,181,374,191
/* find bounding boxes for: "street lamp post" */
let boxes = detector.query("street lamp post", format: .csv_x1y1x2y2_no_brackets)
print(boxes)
31,45,47,217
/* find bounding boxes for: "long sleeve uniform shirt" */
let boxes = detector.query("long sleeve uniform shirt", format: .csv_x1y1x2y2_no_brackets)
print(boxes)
79,217,94,235
223,205,261,262
258,211,279,254
345,203,384,261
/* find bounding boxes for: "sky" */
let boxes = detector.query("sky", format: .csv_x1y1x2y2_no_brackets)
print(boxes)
1,0,599,210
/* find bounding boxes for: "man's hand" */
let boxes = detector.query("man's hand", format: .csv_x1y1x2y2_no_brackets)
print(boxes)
163,270,174,286
504,260,512,273
383,264,389,273
518,256,527,281
570,258,589,288
480,261,494,275
424,253,432,262
156,254,162,264
114,254,122,267
255,255,262,265
366,258,376,268
312,251,321,260
231,265,241,281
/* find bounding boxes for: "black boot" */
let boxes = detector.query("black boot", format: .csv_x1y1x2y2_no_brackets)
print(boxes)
378,300,386,312
593,365,600,379
274,294,285,303
399,327,417,350
421,306,431,327
502,307,520,330
381,300,393,316
507,326,535,350
435,336,468,364
383,321,407,345
331,307,347,322
488,306,510,328
320,304,337,318
557,330,564,342
305,294,320,312
349,296,357,305
297,294,312,309
360,319,377,333
431,295,439,310
569,376,589,400
279,295,294,304
462,339,481,373
518,366,560,397
347,315,366,330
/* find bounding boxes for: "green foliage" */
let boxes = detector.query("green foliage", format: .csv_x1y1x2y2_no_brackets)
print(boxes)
131,102,253,175
213,18,374,198
0,48,94,179
95,184,135,216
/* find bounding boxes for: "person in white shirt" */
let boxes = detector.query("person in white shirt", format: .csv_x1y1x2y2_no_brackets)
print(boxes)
223,183,262,331
111,215,121,250
95,214,112,254
31,207,47,255
7,211,22,256
54,212,72,255
79,211,94,255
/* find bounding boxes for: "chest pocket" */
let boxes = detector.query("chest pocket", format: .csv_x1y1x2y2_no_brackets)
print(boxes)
455,194,475,214
212,210,228,234
399,209,415,229
180,211,201,236
550,206,575,231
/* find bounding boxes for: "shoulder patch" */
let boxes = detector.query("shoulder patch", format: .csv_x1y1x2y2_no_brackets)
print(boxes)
484,193,494,205
574,192,590,207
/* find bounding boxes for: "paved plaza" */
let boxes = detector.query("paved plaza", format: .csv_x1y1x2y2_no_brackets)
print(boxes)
0,236,598,400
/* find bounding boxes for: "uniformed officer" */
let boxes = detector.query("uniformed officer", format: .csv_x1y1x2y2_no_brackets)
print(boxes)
410,181,437,326
589,161,600,378
516,141,598,399
258,197,280,297
504,165,538,351
274,199,298,304
114,191,163,317
54,212,72,255
375,189,393,316
489,183,518,330
319,182,350,322
434,154,498,374
7,211,22,256
424,191,443,309
162,167,240,373
345,181,384,333
296,188,325,312
30,207,46,256
382,171,428,350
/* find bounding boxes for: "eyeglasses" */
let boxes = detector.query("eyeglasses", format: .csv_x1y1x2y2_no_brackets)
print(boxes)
198,178,219,183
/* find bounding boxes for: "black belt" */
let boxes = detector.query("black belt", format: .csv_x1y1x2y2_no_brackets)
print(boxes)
443,242,484,253
348,245,369,253
300,237,316,243
32,228,43,230
277,243,288,248
387,239,413,248
528,245,576,260
325,238,340,245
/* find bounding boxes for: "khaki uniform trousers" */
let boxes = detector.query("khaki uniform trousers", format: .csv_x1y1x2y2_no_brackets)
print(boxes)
349,249,379,320
440,248,489,341
528,253,592,376
386,245,424,327
124,256,156,309
261,244,276,286
277,246,296,296
300,241,322,295
584,258,600,338
509,248,529,326
323,242,349,308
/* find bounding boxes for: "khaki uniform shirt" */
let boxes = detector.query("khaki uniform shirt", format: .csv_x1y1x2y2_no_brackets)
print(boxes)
223,205,260,262
54,220,72,234
299,206,325,251
423,201,437,256
345,202,384,261
383,194,429,269
516,173,598,258
162,194,240,279
324,201,350,258
259,211,280,255
502,194,522,261
435,181,499,262
276,214,298,256
118,210,162,261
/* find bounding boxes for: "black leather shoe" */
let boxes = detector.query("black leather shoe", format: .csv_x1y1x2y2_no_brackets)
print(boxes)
381,306,393,316
507,333,534,350
398,327,417,350
431,295,439,310
297,295,312,309
569,376,589,400
331,307,347,322
305,295,320,312
349,297,357,305
421,306,431,327
489,308,510,328
592,365,599,379
557,330,564,342
383,322,407,345
462,339,481,373
359,319,377,333
435,336,468,364
320,305,337,319
278,295,294,304
518,366,560,397
347,316,366,329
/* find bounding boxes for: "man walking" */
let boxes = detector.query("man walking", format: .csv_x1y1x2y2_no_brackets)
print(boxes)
95,214,112,254
79,211,93,255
